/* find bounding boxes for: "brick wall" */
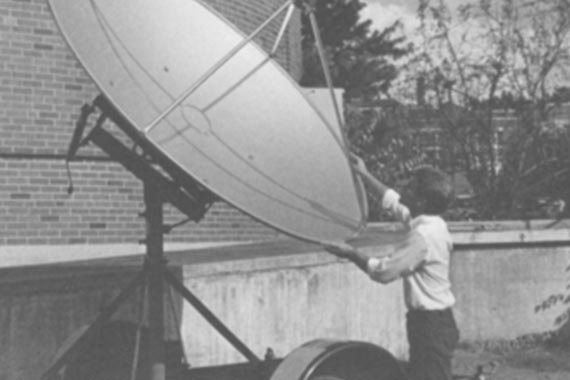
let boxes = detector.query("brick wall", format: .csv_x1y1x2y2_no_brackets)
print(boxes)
0,0,303,247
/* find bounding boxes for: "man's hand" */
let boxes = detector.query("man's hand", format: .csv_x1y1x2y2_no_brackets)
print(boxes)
349,153,368,177
349,153,390,204
323,242,371,273
323,242,357,259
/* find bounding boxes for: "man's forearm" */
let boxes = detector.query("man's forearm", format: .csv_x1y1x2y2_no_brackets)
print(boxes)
347,250,370,274
360,170,388,198
323,242,372,276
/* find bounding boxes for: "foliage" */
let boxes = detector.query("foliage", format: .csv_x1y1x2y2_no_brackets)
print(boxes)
299,0,570,221
298,0,412,219
299,0,410,101
345,101,477,220
386,0,570,219
345,101,427,220
535,261,570,344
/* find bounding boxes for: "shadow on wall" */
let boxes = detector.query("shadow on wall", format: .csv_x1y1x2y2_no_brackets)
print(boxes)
53,320,186,380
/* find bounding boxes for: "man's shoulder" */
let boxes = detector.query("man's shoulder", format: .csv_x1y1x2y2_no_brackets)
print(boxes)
412,215,451,244
411,214,447,228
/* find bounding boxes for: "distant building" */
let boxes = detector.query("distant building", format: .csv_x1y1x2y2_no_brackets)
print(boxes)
347,98,570,206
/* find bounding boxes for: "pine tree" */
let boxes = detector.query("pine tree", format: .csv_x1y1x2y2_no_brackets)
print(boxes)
299,0,410,101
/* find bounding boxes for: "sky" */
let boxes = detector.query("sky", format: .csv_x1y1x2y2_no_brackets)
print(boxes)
360,0,465,33
358,0,570,100
360,0,419,33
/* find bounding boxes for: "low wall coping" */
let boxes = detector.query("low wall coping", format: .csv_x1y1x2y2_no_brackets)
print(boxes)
1,220,569,273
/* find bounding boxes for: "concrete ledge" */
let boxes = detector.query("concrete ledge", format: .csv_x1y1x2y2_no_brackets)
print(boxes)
1,221,570,379
0,241,248,269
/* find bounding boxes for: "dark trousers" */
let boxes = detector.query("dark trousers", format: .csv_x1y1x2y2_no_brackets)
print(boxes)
406,308,459,380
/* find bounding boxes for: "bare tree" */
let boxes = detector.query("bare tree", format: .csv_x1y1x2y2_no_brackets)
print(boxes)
387,0,570,219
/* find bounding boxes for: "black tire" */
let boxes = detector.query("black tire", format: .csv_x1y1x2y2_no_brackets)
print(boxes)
270,340,406,380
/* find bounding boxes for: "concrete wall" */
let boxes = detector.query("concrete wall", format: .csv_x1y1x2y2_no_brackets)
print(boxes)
178,252,407,367
1,224,569,379
453,245,570,343
176,230,570,365
0,266,141,380
451,221,570,344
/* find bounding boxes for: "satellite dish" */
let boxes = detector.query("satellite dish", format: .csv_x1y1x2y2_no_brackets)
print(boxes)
48,0,367,244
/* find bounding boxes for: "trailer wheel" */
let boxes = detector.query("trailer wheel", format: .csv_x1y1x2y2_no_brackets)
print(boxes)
269,339,406,380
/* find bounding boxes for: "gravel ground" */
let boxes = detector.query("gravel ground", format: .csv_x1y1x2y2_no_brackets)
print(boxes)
452,343,570,380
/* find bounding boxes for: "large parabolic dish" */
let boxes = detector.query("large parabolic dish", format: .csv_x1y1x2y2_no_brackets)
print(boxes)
48,0,368,244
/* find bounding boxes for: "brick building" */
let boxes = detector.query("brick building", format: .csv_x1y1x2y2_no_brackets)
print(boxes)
0,0,303,260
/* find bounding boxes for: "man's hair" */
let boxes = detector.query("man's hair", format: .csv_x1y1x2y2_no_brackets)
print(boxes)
412,165,453,215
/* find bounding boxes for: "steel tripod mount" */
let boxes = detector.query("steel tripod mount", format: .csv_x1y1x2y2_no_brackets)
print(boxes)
45,0,405,377
44,95,272,380
45,95,406,380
